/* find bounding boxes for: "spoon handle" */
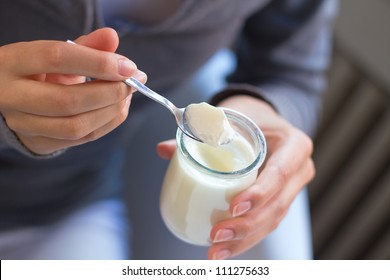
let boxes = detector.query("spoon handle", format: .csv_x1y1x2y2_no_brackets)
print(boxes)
124,77,197,141
124,77,177,115
66,40,183,128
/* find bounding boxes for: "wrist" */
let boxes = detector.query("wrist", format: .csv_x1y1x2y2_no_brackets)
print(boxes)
218,94,276,114
210,84,277,111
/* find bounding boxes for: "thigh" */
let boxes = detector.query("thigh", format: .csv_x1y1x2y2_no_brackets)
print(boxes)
0,198,129,260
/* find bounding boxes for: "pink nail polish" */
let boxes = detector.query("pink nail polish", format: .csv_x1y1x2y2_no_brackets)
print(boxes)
134,70,147,82
214,249,231,260
118,59,135,77
232,201,252,217
213,229,234,243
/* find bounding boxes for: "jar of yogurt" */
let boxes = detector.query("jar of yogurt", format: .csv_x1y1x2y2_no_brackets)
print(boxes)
160,107,267,246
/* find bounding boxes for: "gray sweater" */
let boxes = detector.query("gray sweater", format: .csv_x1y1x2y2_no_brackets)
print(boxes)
0,0,336,228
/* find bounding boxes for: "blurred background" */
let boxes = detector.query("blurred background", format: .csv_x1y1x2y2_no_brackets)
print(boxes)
308,0,390,259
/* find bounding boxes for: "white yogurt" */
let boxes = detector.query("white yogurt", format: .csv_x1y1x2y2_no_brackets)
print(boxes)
185,102,236,146
160,109,266,246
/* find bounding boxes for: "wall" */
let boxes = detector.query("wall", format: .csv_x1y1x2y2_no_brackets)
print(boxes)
309,0,390,260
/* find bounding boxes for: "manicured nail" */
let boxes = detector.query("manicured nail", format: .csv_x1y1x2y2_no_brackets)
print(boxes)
118,59,135,77
213,249,231,260
213,229,234,243
133,70,147,82
232,201,252,217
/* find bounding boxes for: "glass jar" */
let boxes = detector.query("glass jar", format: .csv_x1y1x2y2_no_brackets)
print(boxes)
160,108,267,246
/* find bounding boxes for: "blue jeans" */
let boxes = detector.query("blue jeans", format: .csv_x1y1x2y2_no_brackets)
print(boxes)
0,198,128,259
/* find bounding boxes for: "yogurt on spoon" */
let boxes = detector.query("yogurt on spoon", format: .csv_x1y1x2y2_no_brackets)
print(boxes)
184,102,236,146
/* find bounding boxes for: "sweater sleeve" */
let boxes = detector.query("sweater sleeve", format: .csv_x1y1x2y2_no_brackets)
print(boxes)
0,113,64,158
211,0,338,137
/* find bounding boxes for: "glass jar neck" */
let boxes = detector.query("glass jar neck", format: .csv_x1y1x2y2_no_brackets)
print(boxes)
177,108,266,179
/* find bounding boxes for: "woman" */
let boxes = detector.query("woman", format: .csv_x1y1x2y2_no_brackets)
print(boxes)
0,0,336,259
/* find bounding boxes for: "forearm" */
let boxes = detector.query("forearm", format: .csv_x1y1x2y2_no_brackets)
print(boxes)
210,82,321,137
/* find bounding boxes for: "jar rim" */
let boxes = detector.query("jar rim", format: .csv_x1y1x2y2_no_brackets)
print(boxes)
177,108,267,178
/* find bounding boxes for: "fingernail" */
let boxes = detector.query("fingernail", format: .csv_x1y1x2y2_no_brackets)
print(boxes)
213,229,234,243
232,201,252,217
213,249,231,260
118,59,136,77
133,70,147,82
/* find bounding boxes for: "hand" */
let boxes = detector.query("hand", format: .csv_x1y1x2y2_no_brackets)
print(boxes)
157,95,315,260
0,28,146,155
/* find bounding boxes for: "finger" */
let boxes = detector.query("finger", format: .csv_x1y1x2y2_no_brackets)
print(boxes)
75,27,119,53
210,207,272,246
233,158,314,239
208,230,267,260
156,139,176,159
6,95,132,140
3,79,132,117
18,96,131,155
4,40,136,80
208,195,288,258
230,131,313,217
208,159,315,259
44,73,86,85
208,197,287,260
31,28,120,85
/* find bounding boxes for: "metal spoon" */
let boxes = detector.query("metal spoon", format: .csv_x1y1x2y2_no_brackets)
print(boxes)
123,77,203,143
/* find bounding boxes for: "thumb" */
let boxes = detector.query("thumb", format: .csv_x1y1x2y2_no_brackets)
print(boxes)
156,139,177,160
75,27,119,53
